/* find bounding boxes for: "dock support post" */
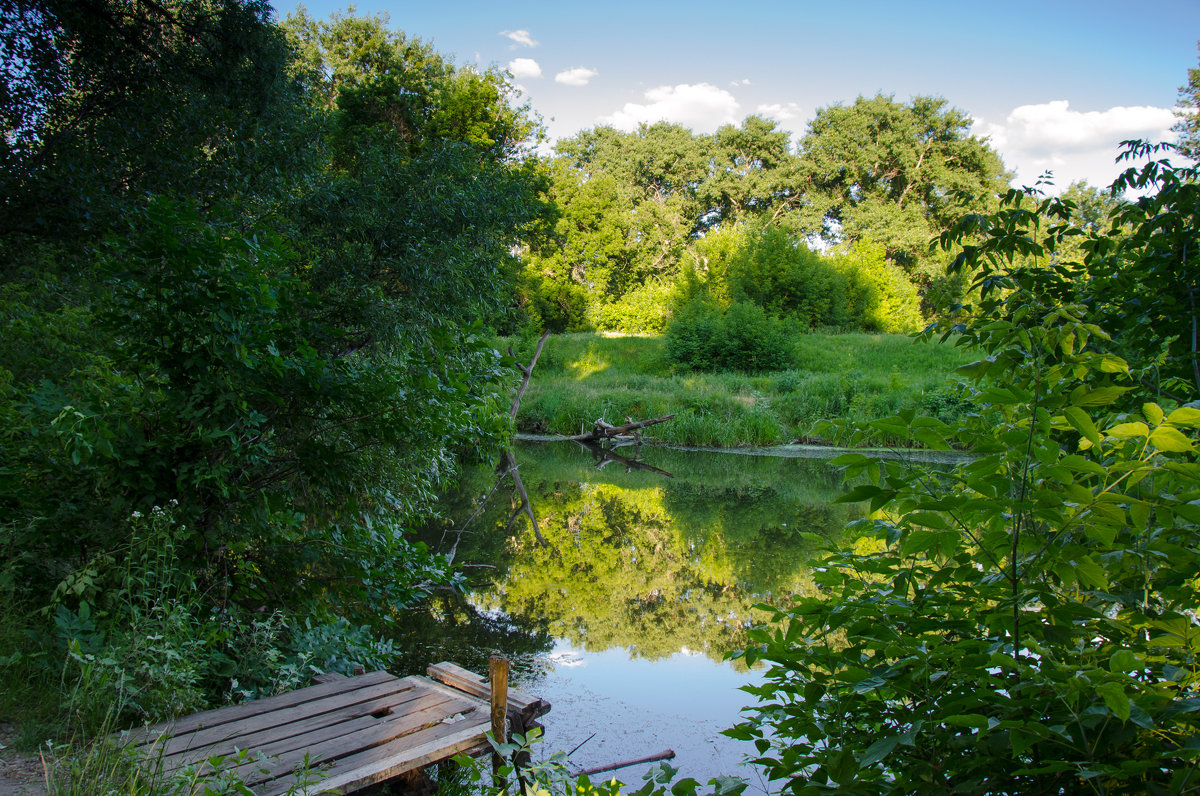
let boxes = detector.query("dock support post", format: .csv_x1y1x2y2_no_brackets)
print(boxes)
489,656,509,780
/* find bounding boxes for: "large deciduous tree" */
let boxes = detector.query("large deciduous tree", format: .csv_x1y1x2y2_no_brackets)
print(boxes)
797,94,1009,306
1174,42,1200,161
529,116,804,329
0,2,545,625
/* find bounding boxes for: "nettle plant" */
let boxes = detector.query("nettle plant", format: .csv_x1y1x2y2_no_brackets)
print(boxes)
729,147,1200,794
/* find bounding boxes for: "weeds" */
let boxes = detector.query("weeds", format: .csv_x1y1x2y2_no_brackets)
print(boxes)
510,332,975,446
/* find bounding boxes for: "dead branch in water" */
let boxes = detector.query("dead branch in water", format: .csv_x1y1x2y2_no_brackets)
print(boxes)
565,414,676,443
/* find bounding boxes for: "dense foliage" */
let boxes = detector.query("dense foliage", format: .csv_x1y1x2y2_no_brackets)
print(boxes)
1175,43,1200,162
730,145,1200,793
521,94,1008,340
0,0,543,734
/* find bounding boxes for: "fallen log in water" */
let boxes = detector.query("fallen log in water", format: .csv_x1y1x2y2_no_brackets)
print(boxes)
574,439,674,478
566,414,676,443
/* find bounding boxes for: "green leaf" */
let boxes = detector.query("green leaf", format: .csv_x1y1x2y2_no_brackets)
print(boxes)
906,512,949,530
943,714,989,729
859,736,899,767
1107,422,1149,439
1108,650,1138,673
1096,682,1131,722
1149,426,1194,453
1071,386,1132,407
1063,407,1101,449
1073,556,1109,588
830,453,870,467
1129,500,1151,531
954,358,994,378
1143,403,1165,425
1167,407,1200,427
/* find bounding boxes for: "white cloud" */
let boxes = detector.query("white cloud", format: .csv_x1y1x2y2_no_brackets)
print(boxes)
508,58,542,79
731,78,752,87
555,67,598,87
501,29,538,48
975,100,1176,190
599,83,741,134
756,102,805,123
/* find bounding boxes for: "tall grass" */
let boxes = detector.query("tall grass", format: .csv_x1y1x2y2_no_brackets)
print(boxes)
509,332,977,447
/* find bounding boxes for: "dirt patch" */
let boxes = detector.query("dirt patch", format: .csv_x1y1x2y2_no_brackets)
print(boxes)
0,725,45,796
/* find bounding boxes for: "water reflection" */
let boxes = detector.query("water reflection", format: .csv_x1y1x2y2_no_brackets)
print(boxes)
403,440,861,783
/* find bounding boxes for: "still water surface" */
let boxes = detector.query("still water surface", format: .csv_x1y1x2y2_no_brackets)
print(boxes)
407,440,863,787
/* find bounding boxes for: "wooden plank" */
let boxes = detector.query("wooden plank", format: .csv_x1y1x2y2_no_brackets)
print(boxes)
128,671,397,746
162,685,470,776
127,664,548,796
157,681,438,775
220,691,482,788
153,677,422,762
276,717,494,796
427,662,550,721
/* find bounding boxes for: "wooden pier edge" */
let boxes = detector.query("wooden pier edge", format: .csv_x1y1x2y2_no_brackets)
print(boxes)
426,660,552,735
119,661,549,796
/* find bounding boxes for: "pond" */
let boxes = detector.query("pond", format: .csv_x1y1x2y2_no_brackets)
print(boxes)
402,439,866,788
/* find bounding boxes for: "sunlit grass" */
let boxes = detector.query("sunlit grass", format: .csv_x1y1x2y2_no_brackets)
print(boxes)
508,331,978,447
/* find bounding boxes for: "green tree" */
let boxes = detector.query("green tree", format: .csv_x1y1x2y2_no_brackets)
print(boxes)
706,115,803,227
1174,42,1200,161
796,94,1009,307
532,118,805,330
0,1,545,649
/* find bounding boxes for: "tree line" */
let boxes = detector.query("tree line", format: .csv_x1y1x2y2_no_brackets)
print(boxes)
522,99,1007,336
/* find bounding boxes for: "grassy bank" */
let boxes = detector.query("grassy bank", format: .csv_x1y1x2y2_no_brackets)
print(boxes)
510,331,978,447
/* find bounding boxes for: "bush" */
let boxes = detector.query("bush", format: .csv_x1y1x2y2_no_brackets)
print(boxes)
665,299,793,372
588,280,677,333
830,241,925,333
725,225,851,328
730,152,1200,794
525,273,590,333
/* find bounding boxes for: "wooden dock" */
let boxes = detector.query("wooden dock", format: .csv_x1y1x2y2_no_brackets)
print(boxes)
126,662,549,795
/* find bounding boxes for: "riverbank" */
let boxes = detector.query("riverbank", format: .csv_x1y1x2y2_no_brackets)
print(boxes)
508,331,977,447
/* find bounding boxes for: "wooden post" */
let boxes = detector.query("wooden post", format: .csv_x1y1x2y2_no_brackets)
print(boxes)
489,656,509,780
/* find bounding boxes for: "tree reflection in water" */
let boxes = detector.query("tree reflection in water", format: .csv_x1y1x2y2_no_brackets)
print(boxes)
409,440,863,670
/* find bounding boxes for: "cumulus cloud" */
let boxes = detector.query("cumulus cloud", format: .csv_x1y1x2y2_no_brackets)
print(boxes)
976,100,1176,190
599,83,741,134
732,78,752,87
555,67,598,86
756,102,805,123
501,29,538,48
508,58,542,79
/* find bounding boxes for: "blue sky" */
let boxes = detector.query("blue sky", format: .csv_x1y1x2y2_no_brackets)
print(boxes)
275,0,1200,190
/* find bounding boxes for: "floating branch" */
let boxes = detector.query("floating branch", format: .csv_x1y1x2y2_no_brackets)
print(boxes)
574,439,674,478
571,749,677,777
566,414,676,443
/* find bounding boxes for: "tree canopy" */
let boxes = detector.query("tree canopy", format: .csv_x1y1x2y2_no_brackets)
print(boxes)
796,94,1009,290
1174,41,1200,161
0,0,546,719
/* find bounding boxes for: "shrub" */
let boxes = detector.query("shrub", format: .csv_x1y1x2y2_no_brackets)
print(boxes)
830,241,925,333
725,225,850,328
730,150,1200,794
588,280,678,333
666,299,793,372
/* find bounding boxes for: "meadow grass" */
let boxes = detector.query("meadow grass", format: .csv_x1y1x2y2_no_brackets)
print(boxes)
508,331,978,447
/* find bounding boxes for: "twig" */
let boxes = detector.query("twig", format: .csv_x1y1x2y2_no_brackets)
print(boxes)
510,329,551,419
572,749,676,777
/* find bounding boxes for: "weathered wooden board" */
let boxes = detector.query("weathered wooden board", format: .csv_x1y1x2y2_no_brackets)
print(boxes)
426,662,551,725
124,664,547,795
